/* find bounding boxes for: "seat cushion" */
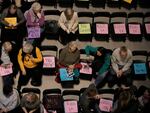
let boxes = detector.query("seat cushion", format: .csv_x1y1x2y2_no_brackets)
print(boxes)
43,56,55,68
79,23,91,34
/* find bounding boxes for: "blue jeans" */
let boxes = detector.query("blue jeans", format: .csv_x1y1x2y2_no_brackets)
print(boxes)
95,71,109,86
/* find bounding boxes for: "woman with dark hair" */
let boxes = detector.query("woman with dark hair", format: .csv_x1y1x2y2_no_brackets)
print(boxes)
85,45,111,87
1,3,25,49
0,85,20,113
113,90,138,113
58,8,78,45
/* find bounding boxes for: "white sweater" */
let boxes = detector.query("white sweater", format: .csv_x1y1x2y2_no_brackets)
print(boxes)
111,48,133,73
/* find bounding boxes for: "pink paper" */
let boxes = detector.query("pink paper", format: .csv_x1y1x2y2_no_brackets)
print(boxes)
99,99,113,112
129,24,141,34
145,23,150,34
80,62,92,74
43,56,55,68
64,101,78,113
96,24,108,34
28,27,41,39
114,23,126,34
0,65,13,76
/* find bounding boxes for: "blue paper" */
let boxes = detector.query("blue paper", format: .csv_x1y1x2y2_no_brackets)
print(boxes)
59,68,73,81
134,63,147,75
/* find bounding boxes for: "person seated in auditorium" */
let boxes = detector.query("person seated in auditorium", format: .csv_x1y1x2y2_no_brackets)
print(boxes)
17,42,43,91
108,46,133,87
20,92,44,113
56,41,81,83
0,85,20,113
1,3,25,49
58,8,78,45
112,90,138,113
138,86,150,113
24,2,45,47
0,41,18,87
85,45,111,87
79,83,102,113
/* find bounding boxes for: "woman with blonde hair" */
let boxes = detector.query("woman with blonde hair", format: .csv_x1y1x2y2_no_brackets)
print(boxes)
58,8,78,45
24,2,45,47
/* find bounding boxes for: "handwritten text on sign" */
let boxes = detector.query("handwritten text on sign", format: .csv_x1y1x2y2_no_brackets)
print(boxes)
43,56,55,68
64,101,78,113
80,62,92,74
96,24,108,34
28,27,41,39
0,65,13,76
79,24,91,34
114,23,126,34
129,24,141,34
99,99,113,112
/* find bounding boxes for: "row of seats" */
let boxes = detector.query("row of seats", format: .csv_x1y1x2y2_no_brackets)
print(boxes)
44,11,150,42
21,87,115,113
39,0,150,9
41,45,150,80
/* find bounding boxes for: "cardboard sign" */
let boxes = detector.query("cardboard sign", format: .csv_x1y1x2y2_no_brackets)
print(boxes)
27,27,41,39
96,24,108,34
64,101,78,113
43,56,55,68
123,0,132,4
114,23,126,34
145,23,150,34
59,68,73,81
79,23,91,34
134,63,147,75
4,17,17,29
99,99,113,112
129,24,141,34
0,65,13,76
80,62,92,74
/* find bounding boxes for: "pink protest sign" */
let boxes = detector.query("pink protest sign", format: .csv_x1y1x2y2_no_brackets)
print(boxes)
64,101,78,113
145,23,150,34
80,62,92,74
0,65,13,76
96,24,108,34
99,99,113,112
27,27,41,39
114,23,126,34
129,24,141,34
43,56,55,68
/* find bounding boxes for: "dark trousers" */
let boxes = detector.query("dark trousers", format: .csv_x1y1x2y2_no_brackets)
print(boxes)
2,73,14,87
18,66,42,89
59,28,77,45
108,66,132,87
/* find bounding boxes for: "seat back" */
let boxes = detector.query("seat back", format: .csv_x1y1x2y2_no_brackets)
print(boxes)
78,12,93,23
110,12,127,23
132,50,147,62
41,45,58,57
62,90,80,101
144,12,150,23
94,12,110,23
128,12,143,24
44,10,61,21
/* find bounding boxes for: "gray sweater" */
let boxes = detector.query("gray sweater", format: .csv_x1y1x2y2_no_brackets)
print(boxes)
59,46,80,66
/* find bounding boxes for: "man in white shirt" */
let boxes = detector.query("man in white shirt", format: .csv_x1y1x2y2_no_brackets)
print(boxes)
108,46,133,87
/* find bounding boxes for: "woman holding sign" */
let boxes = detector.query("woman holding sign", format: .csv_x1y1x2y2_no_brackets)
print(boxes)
24,2,45,47
58,8,78,45
1,3,25,49
17,42,43,91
